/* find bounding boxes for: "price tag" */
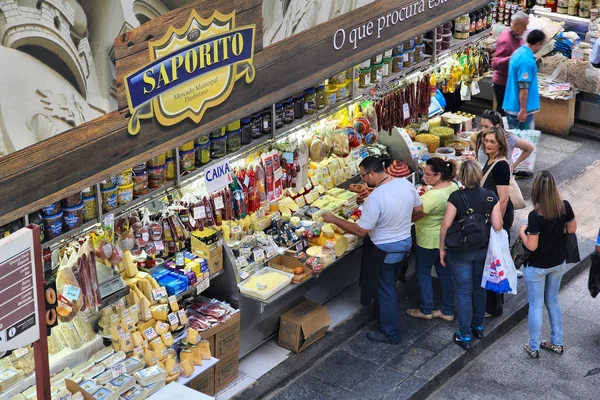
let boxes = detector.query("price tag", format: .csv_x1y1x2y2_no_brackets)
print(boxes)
572,48,584,61
121,309,130,319
155,241,164,251
63,285,81,302
130,304,139,315
144,327,158,341
231,225,242,234
257,207,266,219
14,347,28,358
193,206,206,219
549,82,570,92
103,213,114,228
110,314,119,325
214,196,225,210
196,278,210,294
471,81,481,95
168,312,179,326
273,167,283,181
111,362,126,378
239,270,250,279
460,82,471,101
152,287,168,301
57,394,71,400
253,249,265,262
237,256,249,269
240,247,252,258
403,103,410,120
282,152,294,163
296,242,303,252
265,247,276,259
243,175,250,187
115,298,126,311
304,183,312,191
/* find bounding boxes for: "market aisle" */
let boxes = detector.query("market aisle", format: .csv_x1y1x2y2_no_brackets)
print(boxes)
429,270,600,400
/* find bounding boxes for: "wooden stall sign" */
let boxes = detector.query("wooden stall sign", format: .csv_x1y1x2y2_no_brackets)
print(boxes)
0,0,488,226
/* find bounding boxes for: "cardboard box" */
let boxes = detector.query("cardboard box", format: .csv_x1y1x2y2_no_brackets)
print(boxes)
278,300,331,353
268,255,312,284
201,312,240,359
192,245,223,276
186,365,216,396
214,351,239,393
440,112,473,132
536,96,575,136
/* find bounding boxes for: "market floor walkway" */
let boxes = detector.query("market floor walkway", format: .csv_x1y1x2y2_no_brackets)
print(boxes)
234,133,600,400
430,269,600,400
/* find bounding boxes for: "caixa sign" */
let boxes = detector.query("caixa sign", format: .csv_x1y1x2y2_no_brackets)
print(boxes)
204,159,232,193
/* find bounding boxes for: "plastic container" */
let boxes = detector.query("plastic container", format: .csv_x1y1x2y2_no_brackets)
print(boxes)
100,178,117,190
392,56,403,73
293,96,304,119
226,120,241,132
148,165,166,189
63,203,84,231
226,129,242,153
179,149,195,172
371,63,383,83
238,267,294,300
316,85,326,110
62,192,82,208
382,58,392,77
359,59,371,69
303,89,317,115
132,164,148,197
275,103,284,129
195,142,211,166
117,183,134,206
371,53,383,64
42,211,63,240
210,137,227,159
283,99,295,123
166,158,176,181
251,114,262,138
42,202,61,217
101,186,118,212
195,131,210,145
117,169,133,186
147,154,166,167
209,127,226,138
359,68,371,88
336,83,349,100
133,366,168,386
82,195,97,222
106,374,136,396
325,86,337,105
261,109,272,134
241,117,252,144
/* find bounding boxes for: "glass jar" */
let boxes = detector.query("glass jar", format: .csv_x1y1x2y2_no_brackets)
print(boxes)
117,183,134,205
42,211,63,240
226,130,242,153
148,165,166,189
179,149,195,172
336,83,349,100
226,120,241,132
325,85,337,105
392,56,403,73
251,114,262,138
283,99,295,123
359,68,371,88
195,131,210,145
261,109,272,134
241,117,252,144
392,45,404,56
454,14,470,39
371,63,383,83
63,203,84,232
359,59,371,69
275,103,284,129
195,142,211,166
166,157,175,181
303,89,317,115
132,164,148,197
403,39,415,51
210,137,227,158
382,58,392,77
294,96,304,119
101,185,119,211
316,85,326,110
82,195,97,222
210,127,226,138
383,49,393,59
371,53,383,64
179,141,194,152
62,192,82,208
117,169,133,186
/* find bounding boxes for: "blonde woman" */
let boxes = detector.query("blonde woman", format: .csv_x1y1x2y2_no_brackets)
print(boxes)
440,160,503,349
520,171,577,358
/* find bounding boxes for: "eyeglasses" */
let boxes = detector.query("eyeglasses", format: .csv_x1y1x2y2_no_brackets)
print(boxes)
424,171,439,177
360,171,371,178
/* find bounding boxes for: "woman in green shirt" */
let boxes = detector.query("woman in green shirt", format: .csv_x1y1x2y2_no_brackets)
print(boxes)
407,158,458,321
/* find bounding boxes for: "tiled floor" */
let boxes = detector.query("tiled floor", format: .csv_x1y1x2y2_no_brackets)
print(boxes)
218,283,364,399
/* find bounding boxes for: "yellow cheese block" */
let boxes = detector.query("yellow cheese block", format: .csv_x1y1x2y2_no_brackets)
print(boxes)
133,346,144,359
178,310,188,325
164,358,178,376
141,327,158,342
150,305,169,321
132,331,143,348
180,349,193,364
333,234,349,257
186,327,199,344
306,246,322,257
158,347,169,361
191,346,204,366
161,332,174,347
137,319,156,336
139,297,153,322
150,337,165,353
166,371,180,383
196,340,212,360
143,349,159,367
321,224,335,238
155,322,169,336
120,332,134,353
180,359,194,377
168,296,179,313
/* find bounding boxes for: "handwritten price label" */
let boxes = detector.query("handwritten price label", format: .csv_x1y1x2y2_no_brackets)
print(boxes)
196,278,210,295
168,312,179,326
111,362,126,378
63,285,81,302
403,103,410,120
214,196,225,210
549,83,570,92
193,206,206,219
152,287,168,301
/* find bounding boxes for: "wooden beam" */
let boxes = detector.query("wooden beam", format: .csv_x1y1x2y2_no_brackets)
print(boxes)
0,0,488,225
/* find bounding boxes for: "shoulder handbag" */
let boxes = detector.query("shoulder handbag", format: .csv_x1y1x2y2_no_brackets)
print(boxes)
511,237,531,269
445,191,490,250
565,228,580,264
481,158,526,210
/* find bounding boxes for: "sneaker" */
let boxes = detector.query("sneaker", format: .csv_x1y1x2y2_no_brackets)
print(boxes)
524,343,540,358
516,270,524,278
433,310,455,322
514,170,534,179
472,326,485,339
406,309,433,320
453,332,472,350
366,330,400,345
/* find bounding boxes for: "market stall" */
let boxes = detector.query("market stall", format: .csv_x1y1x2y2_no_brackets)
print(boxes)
0,0,496,398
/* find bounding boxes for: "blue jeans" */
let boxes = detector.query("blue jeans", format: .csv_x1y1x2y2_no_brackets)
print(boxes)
506,113,535,130
415,246,455,316
376,238,412,341
523,263,570,351
447,248,488,337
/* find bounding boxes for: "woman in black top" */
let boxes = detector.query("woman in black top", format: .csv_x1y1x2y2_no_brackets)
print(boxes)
520,171,577,358
481,127,513,317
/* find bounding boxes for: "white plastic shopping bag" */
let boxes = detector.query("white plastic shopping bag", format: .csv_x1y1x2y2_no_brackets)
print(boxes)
510,129,541,173
481,228,518,295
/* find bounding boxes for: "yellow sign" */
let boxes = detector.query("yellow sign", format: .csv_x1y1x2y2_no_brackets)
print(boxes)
124,10,256,135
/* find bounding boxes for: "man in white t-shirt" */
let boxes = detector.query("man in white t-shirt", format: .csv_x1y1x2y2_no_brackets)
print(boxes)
324,156,422,344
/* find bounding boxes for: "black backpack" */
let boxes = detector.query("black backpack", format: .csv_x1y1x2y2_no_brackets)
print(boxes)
445,191,493,250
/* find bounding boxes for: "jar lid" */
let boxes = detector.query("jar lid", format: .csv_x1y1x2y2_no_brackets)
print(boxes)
83,195,96,201
42,211,63,219
276,103,283,107
360,67,372,72
195,141,211,148
63,203,84,211
317,84,325,90
227,129,241,135
211,136,227,142
285,98,293,103
304,88,315,94
241,117,251,123
101,186,118,193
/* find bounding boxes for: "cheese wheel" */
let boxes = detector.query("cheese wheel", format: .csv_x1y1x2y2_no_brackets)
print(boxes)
333,234,348,257
306,246,322,257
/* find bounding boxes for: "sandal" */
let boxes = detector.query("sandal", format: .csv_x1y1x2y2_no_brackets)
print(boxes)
406,309,433,320
524,343,540,359
540,341,564,355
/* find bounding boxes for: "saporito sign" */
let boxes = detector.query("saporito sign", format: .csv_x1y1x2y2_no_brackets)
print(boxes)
124,10,256,135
